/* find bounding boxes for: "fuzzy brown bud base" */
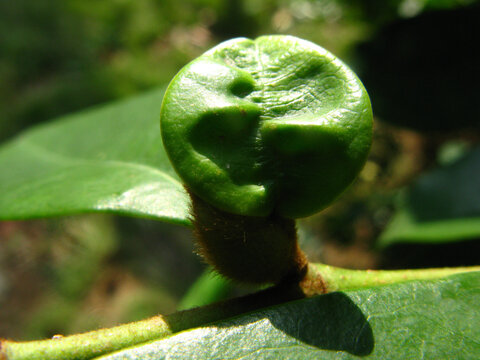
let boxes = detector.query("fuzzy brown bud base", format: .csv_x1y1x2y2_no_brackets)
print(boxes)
188,189,308,284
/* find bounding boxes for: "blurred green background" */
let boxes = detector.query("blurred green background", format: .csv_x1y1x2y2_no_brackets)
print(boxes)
1,0,479,340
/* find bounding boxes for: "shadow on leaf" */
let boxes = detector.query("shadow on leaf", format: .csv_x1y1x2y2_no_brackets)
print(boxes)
168,280,374,357
208,291,374,357
266,292,374,356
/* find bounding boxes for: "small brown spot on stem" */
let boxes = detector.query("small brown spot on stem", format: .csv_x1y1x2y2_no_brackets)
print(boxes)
299,268,328,297
0,339,8,360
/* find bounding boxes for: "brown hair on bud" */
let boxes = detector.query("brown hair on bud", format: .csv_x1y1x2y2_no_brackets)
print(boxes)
188,189,308,284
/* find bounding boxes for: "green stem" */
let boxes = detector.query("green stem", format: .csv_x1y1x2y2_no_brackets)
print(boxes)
303,263,480,295
0,316,171,360
2,263,479,360
0,280,304,360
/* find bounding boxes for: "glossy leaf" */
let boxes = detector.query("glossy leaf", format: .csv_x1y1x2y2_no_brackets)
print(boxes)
379,146,480,247
0,88,190,225
96,271,480,359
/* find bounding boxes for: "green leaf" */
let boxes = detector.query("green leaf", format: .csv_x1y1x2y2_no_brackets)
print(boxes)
96,271,480,360
0,88,190,225
177,268,233,310
379,146,480,247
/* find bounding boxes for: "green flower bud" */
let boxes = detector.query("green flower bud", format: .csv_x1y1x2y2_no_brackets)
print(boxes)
161,35,372,219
